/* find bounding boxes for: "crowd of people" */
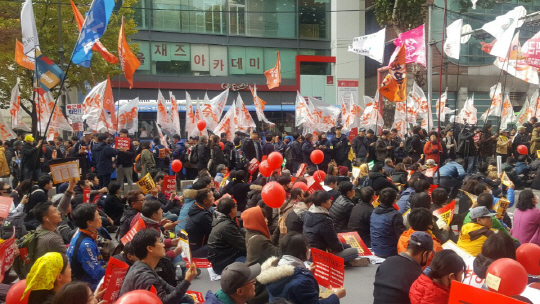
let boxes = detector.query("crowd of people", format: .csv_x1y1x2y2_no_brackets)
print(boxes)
0,118,539,304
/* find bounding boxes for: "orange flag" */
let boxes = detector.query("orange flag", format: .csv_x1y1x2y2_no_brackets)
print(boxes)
118,17,140,89
70,0,118,64
14,39,34,70
264,51,281,89
380,45,407,102
104,76,117,128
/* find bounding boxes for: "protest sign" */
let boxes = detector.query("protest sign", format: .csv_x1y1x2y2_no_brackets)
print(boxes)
497,155,502,175
494,197,510,219
121,217,146,245
186,291,205,303
0,228,16,281
296,163,307,177
428,184,438,199
352,166,360,178
49,160,80,184
433,200,456,228
115,137,131,151
425,166,438,178
83,188,90,203
0,197,13,219
136,173,156,194
311,248,345,289
338,232,372,256
163,175,176,194
101,257,130,303
306,176,324,194
501,171,512,187
66,104,83,123
158,148,166,158
179,229,191,263
191,258,212,268
448,281,524,304
247,158,260,182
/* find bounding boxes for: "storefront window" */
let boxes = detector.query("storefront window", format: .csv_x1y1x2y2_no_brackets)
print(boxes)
299,0,330,40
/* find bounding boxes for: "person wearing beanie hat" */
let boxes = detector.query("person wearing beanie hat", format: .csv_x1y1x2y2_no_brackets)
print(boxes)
457,206,497,257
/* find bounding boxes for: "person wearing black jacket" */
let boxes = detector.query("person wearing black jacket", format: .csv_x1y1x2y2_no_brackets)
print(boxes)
348,186,375,247
513,126,529,157
116,190,145,242
20,135,42,180
367,163,399,194
457,125,478,174
410,126,423,163
220,132,234,169
262,133,275,157
315,133,332,173
352,128,369,163
301,134,315,169
197,136,210,171
104,182,124,225
208,135,226,176
366,129,378,163
116,129,136,191
331,126,351,169
242,131,262,162
185,189,214,257
328,181,355,232
92,134,118,188
290,134,303,173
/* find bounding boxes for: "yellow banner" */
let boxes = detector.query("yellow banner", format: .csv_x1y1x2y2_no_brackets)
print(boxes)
136,173,155,194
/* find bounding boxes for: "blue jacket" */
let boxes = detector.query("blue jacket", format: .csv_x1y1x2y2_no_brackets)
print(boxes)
92,142,118,175
175,188,198,234
67,230,106,290
435,161,466,180
370,205,406,258
205,290,236,304
396,187,415,215
494,187,515,208
172,141,185,160
515,162,530,175
153,143,167,169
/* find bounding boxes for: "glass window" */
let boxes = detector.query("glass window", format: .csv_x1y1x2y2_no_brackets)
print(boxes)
134,0,146,29
151,0,225,33
228,0,295,38
299,0,330,40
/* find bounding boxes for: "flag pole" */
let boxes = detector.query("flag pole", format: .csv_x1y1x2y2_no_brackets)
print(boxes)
436,0,448,186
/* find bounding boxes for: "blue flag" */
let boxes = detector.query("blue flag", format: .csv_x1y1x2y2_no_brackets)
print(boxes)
35,53,65,94
71,0,115,67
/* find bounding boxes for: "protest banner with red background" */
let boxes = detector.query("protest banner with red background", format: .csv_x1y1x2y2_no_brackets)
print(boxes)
186,291,205,303
432,200,456,228
248,158,260,182
296,163,307,177
0,228,16,281
83,188,90,203
191,258,212,268
311,248,345,289
0,197,13,219
101,257,130,303
162,175,176,194
448,281,525,304
306,176,324,194
115,137,131,151
428,184,438,198
121,217,146,245
425,167,438,178
338,232,372,256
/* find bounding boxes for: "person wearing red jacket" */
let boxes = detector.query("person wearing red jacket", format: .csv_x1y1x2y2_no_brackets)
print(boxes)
423,134,443,164
409,250,466,304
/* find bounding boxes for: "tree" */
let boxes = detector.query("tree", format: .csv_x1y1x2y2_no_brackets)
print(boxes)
0,0,139,135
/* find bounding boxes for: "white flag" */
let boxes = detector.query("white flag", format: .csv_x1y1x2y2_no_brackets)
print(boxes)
308,97,340,133
201,89,228,131
494,32,539,85
341,93,363,132
214,103,236,141
0,114,17,141
118,98,139,134
435,89,448,123
156,89,175,133
456,95,477,125
481,83,503,121
481,6,526,58
360,90,384,132
295,92,314,129
515,97,532,127
250,85,275,126
500,94,515,130
37,92,72,134
444,19,463,60
235,94,256,132
21,0,40,60
185,92,199,139
392,102,407,137
169,92,181,136
9,83,31,132
348,28,386,64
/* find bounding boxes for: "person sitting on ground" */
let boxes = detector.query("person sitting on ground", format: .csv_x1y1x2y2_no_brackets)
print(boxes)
276,188,304,238
383,158,395,176
176,178,210,234
348,186,375,247
214,164,227,192
430,188,457,243
323,175,341,202
329,181,356,232
103,181,124,225
257,232,347,304
303,190,359,264
511,190,540,246
205,262,261,304
397,208,442,267
23,253,71,304
391,163,408,185
52,282,104,304
208,197,247,275
112,241,139,267
185,189,215,257
403,192,432,229
25,175,54,230
470,163,501,197
370,187,406,258
116,190,145,241
502,157,522,187
223,170,263,212
285,194,312,235
119,229,197,304
457,206,497,257
515,155,530,178
373,231,434,304
409,250,466,304
67,204,106,290
368,163,399,194
397,178,430,215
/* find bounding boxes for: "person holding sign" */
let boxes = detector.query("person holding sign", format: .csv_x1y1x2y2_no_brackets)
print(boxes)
511,190,540,246
116,129,136,191
119,229,198,304
258,232,347,304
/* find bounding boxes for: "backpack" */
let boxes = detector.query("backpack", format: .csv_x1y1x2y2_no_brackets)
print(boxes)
134,153,142,173
404,136,414,154
13,229,48,279
234,148,249,169
188,146,199,164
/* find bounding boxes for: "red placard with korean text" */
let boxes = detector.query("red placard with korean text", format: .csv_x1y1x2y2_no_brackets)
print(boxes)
296,163,307,177
306,176,324,194
448,281,524,304
0,228,16,281
162,175,176,194
186,291,205,303
425,166,438,178
115,137,131,151
83,188,91,203
190,258,212,268
248,158,260,182
121,217,146,245
101,257,130,303
428,184,438,199
337,232,372,256
0,197,13,219
432,200,456,228
311,248,344,289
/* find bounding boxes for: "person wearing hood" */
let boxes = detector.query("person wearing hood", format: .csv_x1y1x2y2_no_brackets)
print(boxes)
176,179,211,234
208,197,247,275
92,133,118,188
328,181,356,232
257,232,346,304
24,252,72,304
409,250,466,304
116,190,145,241
241,206,279,304
185,189,214,258
348,186,375,247
303,191,359,264
367,163,399,194
423,133,443,165
20,134,43,181
370,188,406,258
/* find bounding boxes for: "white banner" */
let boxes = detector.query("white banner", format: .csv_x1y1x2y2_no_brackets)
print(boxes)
9,83,31,132
481,83,503,121
250,86,275,126
118,98,139,134
214,103,236,141
348,28,386,64
481,6,526,58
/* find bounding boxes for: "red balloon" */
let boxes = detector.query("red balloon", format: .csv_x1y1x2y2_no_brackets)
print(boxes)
517,144,528,155
314,170,326,183
292,181,308,192
486,258,528,296
116,290,163,304
6,280,29,304
310,149,324,165
197,120,206,131
267,152,284,170
516,243,540,275
259,160,273,177
261,181,286,208
171,159,183,173
219,142,225,150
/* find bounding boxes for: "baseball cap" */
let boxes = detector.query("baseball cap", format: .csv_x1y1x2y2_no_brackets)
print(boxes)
470,206,492,220
221,262,261,295
409,231,434,252
426,159,436,166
